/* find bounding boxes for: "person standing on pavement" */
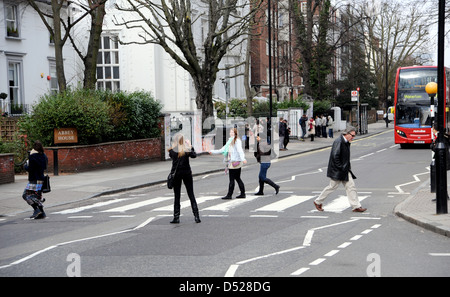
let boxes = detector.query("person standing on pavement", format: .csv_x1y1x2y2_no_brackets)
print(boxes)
168,133,201,223
308,117,316,141
315,115,321,137
209,128,247,199
279,118,287,150
321,115,327,138
254,132,280,195
327,115,334,138
313,126,367,213
284,119,290,149
299,114,308,141
23,140,48,219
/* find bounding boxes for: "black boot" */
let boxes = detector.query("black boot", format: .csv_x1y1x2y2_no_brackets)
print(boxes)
221,183,234,199
254,179,265,195
265,179,280,195
170,207,180,224
35,205,46,219
193,208,201,223
30,204,42,219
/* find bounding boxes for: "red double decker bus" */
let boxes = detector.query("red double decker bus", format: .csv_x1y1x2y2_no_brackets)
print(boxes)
394,66,450,148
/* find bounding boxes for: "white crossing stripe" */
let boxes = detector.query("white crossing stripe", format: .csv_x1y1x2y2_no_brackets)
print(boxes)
51,198,132,214
152,196,218,211
312,195,369,213
203,196,259,212
102,197,172,212
254,195,315,212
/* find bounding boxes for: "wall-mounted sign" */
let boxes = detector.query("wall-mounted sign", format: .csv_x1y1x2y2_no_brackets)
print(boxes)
54,128,78,144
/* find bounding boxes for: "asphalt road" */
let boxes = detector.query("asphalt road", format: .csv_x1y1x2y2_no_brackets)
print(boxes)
1,130,449,278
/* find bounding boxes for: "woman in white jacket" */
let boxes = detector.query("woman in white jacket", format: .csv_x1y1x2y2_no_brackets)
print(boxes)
209,128,247,199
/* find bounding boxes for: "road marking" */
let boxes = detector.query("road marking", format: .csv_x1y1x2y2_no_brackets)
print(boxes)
203,196,258,212
0,216,155,270
254,195,314,212
291,267,310,276
389,171,429,195
309,258,326,265
290,223,382,276
324,250,340,257
429,253,450,256
311,195,369,213
51,198,131,214
102,197,172,212
153,196,217,212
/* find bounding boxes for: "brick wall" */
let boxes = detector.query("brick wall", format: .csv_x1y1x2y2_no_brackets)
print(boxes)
45,137,163,174
0,154,15,184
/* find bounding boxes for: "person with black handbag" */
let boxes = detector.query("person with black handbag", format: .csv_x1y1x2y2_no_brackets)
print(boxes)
23,140,48,219
168,133,200,224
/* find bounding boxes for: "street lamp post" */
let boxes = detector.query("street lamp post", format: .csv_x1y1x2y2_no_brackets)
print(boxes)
434,0,448,214
267,0,273,144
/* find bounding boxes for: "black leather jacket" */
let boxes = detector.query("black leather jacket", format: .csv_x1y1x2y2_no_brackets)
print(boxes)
327,135,352,181
169,148,196,175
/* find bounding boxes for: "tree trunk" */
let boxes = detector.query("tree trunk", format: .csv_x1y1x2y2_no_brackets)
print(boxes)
83,1,106,89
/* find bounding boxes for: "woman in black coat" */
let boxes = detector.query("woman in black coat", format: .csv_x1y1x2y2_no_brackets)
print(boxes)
23,140,48,219
168,133,200,224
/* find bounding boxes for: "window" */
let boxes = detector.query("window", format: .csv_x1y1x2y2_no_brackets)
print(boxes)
8,60,22,107
5,3,19,38
97,34,120,91
49,60,58,94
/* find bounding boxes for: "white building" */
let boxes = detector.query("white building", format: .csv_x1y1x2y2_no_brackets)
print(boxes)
75,0,248,115
0,0,80,115
1,0,248,118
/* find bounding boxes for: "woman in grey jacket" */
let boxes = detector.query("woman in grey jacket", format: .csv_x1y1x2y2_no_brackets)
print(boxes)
209,128,247,199
254,132,280,195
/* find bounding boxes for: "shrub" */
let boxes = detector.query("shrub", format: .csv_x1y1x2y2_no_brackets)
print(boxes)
18,88,163,146
19,89,112,145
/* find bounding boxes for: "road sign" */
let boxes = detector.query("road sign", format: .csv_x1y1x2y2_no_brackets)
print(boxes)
351,90,358,102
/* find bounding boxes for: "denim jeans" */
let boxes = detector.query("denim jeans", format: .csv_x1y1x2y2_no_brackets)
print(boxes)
258,162,271,181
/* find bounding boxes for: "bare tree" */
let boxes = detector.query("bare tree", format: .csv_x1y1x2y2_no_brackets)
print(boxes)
26,0,107,91
114,0,262,120
360,0,432,108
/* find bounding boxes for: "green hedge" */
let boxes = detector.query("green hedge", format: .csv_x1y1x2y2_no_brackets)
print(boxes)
19,88,163,146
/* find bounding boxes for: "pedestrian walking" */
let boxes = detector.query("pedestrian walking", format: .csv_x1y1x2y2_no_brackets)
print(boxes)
168,133,201,223
254,132,280,195
313,126,367,213
308,117,316,141
209,128,247,199
22,140,48,219
327,115,334,138
299,114,308,141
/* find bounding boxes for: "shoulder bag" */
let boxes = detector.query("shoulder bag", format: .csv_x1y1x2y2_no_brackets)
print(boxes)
167,159,180,189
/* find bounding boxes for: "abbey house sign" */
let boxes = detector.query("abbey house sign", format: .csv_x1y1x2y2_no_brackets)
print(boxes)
54,128,78,144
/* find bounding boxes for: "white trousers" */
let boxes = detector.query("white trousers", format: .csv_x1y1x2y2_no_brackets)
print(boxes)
315,173,361,210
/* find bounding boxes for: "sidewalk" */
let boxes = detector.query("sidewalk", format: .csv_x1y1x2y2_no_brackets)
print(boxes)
1,121,449,238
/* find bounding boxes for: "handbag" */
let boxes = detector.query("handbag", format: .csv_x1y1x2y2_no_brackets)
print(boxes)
228,160,242,169
42,175,51,193
167,159,180,189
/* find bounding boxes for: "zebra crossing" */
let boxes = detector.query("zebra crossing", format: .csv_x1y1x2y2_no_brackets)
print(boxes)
50,191,372,219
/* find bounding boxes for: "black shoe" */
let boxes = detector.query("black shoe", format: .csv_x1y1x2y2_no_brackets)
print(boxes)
170,217,180,224
35,212,46,219
236,194,246,199
254,192,264,196
194,215,201,223
221,196,232,200
30,208,42,219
